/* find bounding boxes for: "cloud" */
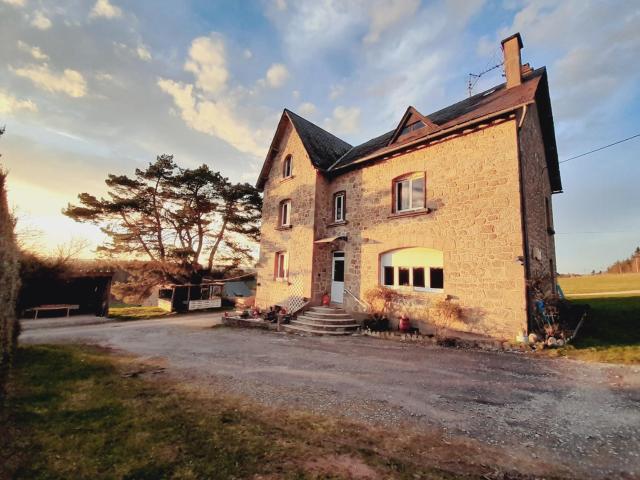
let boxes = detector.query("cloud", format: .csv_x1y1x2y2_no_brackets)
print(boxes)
329,83,344,100
136,43,152,61
274,0,287,11
11,64,87,98
30,10,52,30
17,40,49,60
1,0,25,6
363,0,420,44
501,0,640,121
0,89,37,113
184,34,229,95
90,0,122,19
157,79,264,157
324,106,360,135
265,63,289,88
298,102,316,116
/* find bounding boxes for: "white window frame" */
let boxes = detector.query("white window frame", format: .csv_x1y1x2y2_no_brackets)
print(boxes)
334,192,345,222
283,155,292,178
379,247,443,293
275,251,288,280
280,200,291,227
394,174,425,213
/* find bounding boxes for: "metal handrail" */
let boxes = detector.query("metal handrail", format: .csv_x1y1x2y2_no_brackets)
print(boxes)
343,288,369,311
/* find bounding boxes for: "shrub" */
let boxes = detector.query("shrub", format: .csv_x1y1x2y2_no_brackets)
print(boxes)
0,166,21,397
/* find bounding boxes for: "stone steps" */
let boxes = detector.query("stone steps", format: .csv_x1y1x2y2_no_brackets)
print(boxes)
283,305,359,336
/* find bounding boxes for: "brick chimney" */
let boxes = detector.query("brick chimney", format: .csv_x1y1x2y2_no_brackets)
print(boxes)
501,33,523,89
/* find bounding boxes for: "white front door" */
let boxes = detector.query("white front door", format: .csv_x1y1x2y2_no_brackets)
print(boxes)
331,251,345,304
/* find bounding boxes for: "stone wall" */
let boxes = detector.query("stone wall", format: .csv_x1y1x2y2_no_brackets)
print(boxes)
314,118,528,339
256,112,557,340
518,104,558,292
255,121,318,308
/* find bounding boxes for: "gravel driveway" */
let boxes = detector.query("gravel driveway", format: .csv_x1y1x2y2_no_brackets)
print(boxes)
22,314,640,479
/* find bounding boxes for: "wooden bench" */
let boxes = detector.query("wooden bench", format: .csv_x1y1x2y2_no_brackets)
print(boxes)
26,304,80,319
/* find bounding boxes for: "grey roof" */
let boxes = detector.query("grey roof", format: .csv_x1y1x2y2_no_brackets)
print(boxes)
285,109,352,170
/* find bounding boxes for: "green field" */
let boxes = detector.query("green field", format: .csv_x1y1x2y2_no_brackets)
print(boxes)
559,272,640,295
549,295,640,364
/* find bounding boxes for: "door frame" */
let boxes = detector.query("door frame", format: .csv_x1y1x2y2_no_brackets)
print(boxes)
331,251,345,304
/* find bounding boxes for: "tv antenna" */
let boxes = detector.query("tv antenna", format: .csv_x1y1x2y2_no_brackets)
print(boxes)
467,62,503,97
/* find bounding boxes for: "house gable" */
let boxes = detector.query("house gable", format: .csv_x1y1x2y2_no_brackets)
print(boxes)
256,109,351,191
387,106,439,145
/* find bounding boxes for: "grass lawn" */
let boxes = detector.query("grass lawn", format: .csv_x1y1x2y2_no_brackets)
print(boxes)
558,272,640,295
545,295,640,364
108,306,172,320
0,345,544,480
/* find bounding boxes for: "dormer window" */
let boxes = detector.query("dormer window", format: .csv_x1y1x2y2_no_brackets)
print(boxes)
399,120,426,137
282,155,293,178
279,199,291,227
393,173,425,213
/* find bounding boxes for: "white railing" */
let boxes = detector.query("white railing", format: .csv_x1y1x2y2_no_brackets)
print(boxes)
344,288,369,311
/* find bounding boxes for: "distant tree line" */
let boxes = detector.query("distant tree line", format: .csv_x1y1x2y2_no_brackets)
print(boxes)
606,246,640,274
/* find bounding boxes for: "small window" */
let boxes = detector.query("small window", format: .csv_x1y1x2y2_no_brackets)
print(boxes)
398,267,410,286
545,197,552,230
279,199,291,227
400,120,426,136
430,268,444,289
383,266,394,286
200,286,211,300
394,174,425,212
333,192,346,222
412,267,425,288
283,155,292,178
275,252,288,279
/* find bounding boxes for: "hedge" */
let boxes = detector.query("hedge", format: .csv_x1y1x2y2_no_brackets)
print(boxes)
0,167,20,395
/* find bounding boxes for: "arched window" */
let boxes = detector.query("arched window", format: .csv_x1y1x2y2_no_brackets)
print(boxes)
380,247,444,292
282,155,293,178
392,173,425,213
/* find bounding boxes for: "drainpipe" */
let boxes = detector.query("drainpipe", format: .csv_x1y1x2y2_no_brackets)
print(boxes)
516,105,532,335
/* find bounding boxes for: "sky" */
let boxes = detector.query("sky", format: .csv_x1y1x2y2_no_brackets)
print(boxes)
0,0,639,274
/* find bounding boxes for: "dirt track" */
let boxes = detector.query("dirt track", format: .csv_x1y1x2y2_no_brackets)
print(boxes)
21,314,640,479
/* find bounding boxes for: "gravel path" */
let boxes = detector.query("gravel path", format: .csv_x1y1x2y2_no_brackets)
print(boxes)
21,315,640,479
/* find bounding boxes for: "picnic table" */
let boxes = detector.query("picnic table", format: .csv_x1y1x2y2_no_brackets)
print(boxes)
26,304,80,319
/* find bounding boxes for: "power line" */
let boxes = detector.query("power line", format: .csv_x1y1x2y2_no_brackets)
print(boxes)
555,231,640,235
559,133,640,164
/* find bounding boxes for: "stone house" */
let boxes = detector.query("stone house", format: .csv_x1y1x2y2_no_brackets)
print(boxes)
254,33,562,340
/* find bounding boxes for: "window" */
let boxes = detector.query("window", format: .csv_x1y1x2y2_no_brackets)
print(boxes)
545,197,553,233
412,267,425,288
279,199,291,227
383,266,394,286
282,155,292,178
379,247,444,292
399,120,426,137
430,268,444,289
333,192,346,222
275,252,288,279
394,174,425,212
